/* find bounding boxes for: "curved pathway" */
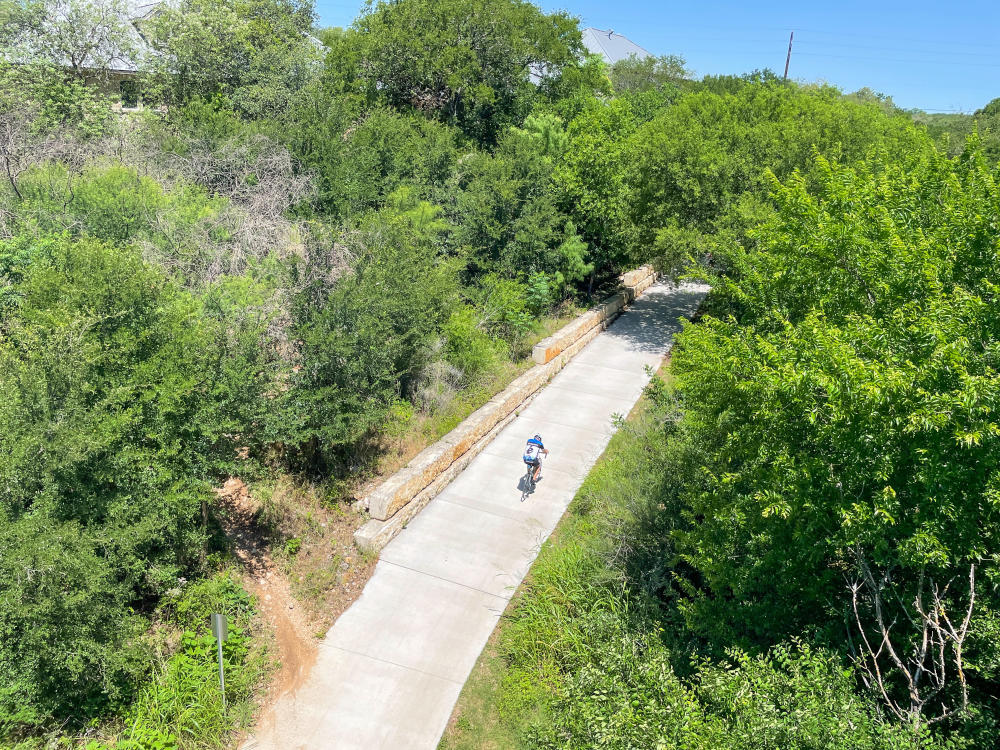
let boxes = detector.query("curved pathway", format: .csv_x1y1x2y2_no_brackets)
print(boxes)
244,282,708,750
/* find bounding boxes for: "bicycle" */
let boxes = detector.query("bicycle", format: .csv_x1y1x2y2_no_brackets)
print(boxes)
520,454,545,502
520,464,536,501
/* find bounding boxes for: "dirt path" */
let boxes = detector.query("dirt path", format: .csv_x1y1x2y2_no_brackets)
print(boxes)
214,480,318,709
215,477,380,743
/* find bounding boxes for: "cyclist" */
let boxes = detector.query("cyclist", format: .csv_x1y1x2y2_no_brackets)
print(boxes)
523,434,549,484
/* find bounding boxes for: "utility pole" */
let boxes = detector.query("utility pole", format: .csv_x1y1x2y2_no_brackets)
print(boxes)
783,31,794,80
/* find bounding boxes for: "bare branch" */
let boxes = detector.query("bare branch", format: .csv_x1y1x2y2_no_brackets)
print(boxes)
847,548,975,730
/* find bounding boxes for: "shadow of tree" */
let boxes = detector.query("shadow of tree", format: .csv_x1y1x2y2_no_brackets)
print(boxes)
604,283,712,355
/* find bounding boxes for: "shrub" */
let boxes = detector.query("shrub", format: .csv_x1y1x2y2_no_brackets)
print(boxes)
87,574,265,750
0,516,148,728
443,306,508,383
0,235,269,730
281,216,459,469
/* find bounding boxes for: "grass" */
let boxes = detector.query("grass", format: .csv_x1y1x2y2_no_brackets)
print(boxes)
252,476,375,627
73,572,273,750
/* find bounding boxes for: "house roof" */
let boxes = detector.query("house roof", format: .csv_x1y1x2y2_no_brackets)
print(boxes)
107,0,166,73
581,28,652,65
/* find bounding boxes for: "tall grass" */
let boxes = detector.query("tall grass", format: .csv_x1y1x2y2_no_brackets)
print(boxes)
84,574,271,750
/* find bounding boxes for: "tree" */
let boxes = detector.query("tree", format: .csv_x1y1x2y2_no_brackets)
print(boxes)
342,0,586,143
628,81,930,249
971,97,1000,162
278,96,458,219
609,53,689,93
667,144,1000,727
451,117,588,285
1,0,139,79
0,233,275,727
145,0,321,117
0,515,147,726
554,90,673,278
281,211,459,470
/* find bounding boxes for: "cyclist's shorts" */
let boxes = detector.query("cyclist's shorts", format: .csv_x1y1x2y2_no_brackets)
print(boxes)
523,456,541,466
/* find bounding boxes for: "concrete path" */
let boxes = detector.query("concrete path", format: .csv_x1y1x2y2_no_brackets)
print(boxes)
244,282,708,750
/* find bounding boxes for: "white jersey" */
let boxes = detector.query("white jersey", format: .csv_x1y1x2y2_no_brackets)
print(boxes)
523,439,544,462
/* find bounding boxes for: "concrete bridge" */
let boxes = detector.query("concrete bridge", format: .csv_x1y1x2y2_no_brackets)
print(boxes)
244,281,708,750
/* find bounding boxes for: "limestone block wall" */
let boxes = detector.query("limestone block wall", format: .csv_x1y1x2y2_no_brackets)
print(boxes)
354,264,659,552
530,265,655,365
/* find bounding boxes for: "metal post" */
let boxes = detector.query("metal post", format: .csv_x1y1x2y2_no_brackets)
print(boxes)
211,613,228,713
217,634,226,712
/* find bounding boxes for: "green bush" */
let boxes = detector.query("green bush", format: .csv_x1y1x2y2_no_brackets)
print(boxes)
529,638,939,749
162,573,256,633
473,274,535,349
443,306,508,383
0,235,269,731
669,145,1000,655
281,214,459,469
628,80,932,252
86,574,264,750
0,516,147,728
13,163,256,284
281,99,459,219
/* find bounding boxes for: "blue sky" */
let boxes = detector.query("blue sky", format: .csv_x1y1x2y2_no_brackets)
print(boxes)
313,0,999,113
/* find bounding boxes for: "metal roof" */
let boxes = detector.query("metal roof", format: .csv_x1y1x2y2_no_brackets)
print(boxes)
581,27,653,65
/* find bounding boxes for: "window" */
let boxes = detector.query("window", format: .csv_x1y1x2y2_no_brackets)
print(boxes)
120,79,140,108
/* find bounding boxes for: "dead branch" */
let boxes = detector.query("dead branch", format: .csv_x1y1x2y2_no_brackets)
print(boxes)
848,547,975,729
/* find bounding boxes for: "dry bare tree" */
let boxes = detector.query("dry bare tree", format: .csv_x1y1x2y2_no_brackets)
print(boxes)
847,547,975,730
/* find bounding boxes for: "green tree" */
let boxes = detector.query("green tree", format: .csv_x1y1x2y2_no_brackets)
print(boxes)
628,80,931,255
609,52,689,93
1,0,139,79
452,119,588,286
666,144,1000,727
278,94,458,218
555,89,675,277
342,0,585,143
281,212,459,469
0,234,272,728
145,0,321,117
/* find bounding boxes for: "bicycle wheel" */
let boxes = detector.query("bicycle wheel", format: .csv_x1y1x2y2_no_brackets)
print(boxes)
521,467,534,501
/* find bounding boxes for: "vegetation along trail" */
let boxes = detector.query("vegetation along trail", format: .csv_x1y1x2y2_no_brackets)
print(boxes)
3,0,999,746
243,282,708,749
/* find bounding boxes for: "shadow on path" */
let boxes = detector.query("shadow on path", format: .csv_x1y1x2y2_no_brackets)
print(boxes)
605,283,711,355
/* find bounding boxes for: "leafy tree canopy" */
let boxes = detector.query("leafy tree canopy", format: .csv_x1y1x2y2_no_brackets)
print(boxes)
609,52,689,93
145,0,321,117
339,0,586,143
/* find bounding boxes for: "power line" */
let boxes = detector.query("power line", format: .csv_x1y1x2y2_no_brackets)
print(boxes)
780,25,1000,52
796,38,1000,59
649,33,1000,62
796,51,1000,69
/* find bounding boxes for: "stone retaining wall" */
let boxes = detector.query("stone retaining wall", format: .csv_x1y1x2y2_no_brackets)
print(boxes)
531,265,655,365
354,264,659,552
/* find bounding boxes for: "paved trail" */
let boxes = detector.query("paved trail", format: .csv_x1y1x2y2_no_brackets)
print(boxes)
244,282,708,750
